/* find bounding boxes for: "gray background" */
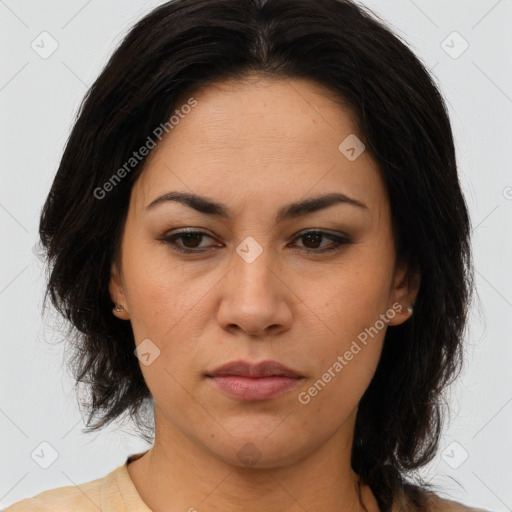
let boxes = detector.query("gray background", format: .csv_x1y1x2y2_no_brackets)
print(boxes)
1,0,511,510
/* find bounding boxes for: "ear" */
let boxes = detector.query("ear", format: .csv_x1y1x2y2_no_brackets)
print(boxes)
386,262,421,326
109,262,130,320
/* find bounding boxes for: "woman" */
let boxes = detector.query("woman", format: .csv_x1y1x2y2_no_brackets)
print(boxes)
5,0,488,510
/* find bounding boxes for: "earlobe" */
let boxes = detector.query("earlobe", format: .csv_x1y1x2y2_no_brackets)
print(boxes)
109,264,130,320
112,303,130,320
387,266,420,326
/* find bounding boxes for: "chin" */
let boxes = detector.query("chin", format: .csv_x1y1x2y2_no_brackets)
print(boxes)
201,427,313,470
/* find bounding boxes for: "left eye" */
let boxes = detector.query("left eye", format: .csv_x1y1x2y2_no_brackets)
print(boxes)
158,229,350,254
292,230,351,253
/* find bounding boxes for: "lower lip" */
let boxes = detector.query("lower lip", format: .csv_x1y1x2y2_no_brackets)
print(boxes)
207,375,302,401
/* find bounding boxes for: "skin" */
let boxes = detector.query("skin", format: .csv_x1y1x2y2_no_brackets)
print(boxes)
109,74,420,512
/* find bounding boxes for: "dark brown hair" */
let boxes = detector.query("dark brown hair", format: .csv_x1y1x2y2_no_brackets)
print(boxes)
38,1,474,510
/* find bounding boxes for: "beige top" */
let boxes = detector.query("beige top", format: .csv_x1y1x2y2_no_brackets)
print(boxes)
4,450,489,512
4,451,152,512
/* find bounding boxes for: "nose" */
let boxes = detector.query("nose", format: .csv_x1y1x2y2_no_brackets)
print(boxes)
216,244,294,338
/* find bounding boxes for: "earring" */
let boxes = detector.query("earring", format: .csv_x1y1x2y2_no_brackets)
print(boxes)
114,304,124,313
407,306,414,314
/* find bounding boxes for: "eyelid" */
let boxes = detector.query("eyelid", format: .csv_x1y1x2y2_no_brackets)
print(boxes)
291,229,352,252
157,227,352,255
156,228,220,254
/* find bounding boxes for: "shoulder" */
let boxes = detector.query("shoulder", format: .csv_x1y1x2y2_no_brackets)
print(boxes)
394,484,492,512
426,494,491,512
3,466,118,512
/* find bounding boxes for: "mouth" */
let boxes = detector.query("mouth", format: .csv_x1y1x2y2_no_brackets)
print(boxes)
205,360,304,401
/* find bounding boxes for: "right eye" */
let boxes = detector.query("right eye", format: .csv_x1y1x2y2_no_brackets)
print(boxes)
158,229,222,254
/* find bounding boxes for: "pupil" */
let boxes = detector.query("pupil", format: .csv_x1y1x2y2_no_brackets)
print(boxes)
303,233,321,248
183,233,202,248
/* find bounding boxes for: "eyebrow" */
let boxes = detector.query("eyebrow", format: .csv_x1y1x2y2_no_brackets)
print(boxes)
145,190,369,222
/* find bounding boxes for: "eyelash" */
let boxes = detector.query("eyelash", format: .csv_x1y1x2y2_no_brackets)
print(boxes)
157,229,351,255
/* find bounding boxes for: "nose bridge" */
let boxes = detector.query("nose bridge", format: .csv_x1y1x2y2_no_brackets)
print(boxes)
232,235,277,294
211,200,301,335
214,234,293,336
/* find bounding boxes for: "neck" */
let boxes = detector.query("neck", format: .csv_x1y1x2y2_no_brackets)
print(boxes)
127,407,378,512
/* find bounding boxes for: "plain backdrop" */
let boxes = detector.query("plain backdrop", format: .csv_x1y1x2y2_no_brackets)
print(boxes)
1,0,511,510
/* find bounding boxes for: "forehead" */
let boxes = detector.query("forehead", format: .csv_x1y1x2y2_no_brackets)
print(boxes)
133,75,386,215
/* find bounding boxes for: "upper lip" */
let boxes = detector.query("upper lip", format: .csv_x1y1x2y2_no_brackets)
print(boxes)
206,360,302,378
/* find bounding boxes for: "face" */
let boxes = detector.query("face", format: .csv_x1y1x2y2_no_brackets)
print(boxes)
109,75,418,469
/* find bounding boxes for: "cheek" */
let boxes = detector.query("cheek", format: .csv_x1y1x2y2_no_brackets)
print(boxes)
120,244,214,380
121,241,203,338
299,257,392,409
297,322,386,434
309,261,392,346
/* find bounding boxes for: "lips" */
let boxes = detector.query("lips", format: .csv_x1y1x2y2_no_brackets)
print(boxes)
206,360,302,378
206,360,304,401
